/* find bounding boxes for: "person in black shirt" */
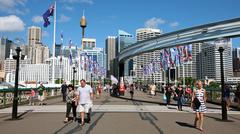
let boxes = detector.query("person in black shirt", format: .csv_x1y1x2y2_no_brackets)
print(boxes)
61,82,68,102
175,85,184,111
165,84,173,106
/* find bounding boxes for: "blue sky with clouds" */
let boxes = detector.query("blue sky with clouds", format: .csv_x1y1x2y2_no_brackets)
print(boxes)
0,0,240,50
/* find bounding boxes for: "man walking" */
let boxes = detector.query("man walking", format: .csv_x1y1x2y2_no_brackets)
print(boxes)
77,79,93,126
61,82,68,102
38,82,46,106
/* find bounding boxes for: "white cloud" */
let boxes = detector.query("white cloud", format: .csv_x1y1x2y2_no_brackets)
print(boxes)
60,0,94,4
58,14,71,23
80,0,94,4
145,17,165,29
32,15,43,23
0,0,29,15
42,31,49,37
170,22,179,27
0,15,25,32
64,5,74,11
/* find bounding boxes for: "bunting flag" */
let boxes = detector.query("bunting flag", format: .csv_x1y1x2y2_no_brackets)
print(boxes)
68,40,73,65
60,32,63,63
42,4,54,27
187,44,192,61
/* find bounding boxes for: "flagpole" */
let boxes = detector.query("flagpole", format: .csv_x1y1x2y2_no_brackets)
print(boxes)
52,1,56,84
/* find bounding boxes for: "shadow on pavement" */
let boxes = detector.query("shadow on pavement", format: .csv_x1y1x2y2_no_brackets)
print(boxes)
132,100,163,134
4,110,33,121
204,115,235,122
175,121,195,128
53,112,105,134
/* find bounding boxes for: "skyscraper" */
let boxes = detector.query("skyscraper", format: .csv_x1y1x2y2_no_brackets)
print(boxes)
134,28,161,83
82,38,96,50
0,37,15,60
201,39,233,81
28,26,42,64
105,36,117,77
117,30,136,77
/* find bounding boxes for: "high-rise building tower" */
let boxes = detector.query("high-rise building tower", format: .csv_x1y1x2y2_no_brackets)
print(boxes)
80,11,87,38
28,26,42,64
82,38,96,50
105,36,117,77
201,39,233,81
134,28,161,83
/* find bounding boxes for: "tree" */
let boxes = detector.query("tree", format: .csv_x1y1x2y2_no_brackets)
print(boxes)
208,81,220,89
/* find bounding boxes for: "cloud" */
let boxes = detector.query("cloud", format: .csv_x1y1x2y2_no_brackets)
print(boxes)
0,15,25,32
32,15,43,23
60,0,94,5
42,31,49,37
170,22,179,27
0,0,29,15
145,17,165,28
58,14,71,23
64,5,74,11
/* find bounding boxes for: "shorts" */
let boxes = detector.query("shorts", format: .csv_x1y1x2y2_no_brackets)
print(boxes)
78,103,93,113
38,95,44,101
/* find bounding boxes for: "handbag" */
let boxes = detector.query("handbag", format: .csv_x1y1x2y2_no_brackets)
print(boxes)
192,97,201,109
163,94,167,101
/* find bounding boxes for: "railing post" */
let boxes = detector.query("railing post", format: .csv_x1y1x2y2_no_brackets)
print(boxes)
3,91,6,107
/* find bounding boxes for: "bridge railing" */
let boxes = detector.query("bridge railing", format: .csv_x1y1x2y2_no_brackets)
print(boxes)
0,87,61,108
206,88,238,107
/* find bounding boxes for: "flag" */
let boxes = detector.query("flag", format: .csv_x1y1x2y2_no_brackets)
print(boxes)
60,31,63,43
42,4,54,27
60,32,63,63
69,40,73,65
111,75,118,84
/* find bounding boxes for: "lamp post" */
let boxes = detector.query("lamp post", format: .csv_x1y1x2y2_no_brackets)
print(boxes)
72,67,77,89
12,47,21,119
218,46,228,120
91,73,93,87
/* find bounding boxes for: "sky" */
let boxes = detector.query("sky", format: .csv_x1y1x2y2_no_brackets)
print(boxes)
0,0,240,51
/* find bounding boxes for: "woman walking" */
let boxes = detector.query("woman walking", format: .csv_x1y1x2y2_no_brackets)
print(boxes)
175,85,184,111
64,84,78,123
165,84,173,106
191,80,207,132
129,84,134,100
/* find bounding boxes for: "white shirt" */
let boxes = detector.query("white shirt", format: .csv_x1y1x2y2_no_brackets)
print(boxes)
77,84,93,104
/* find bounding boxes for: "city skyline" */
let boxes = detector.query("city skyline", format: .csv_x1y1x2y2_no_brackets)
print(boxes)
0,0,240,50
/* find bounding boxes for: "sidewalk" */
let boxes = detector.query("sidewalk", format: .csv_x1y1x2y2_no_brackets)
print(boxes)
0,91,240,134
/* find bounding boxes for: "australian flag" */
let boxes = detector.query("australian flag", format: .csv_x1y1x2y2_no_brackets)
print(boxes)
42,4,54,27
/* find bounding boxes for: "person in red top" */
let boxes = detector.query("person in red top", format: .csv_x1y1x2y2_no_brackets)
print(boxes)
29,88,36,105
185,85,192,102
97,83,102,98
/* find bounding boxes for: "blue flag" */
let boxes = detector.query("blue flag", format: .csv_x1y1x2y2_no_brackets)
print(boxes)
42,4,54,27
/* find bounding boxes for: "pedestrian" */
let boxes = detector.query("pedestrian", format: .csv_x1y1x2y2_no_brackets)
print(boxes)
28,88,36,105
174,85,184,111
223,84,231,111
129,84,134,100
61,82,68,102
77,79,93,126
191,80,207,132
38,82,46,106
64,84,78,123
97,82,102,98
165,84,173,106
235,85,240,110
185,85,192,103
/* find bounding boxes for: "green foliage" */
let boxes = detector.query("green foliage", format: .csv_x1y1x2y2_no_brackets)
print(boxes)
55,79,63,84
208,81,220,89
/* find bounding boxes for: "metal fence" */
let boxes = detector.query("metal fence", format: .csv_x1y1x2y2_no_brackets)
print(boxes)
0,87,61,108
206,89,238,107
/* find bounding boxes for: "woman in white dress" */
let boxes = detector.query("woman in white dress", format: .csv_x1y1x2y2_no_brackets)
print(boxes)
191,80,207,132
